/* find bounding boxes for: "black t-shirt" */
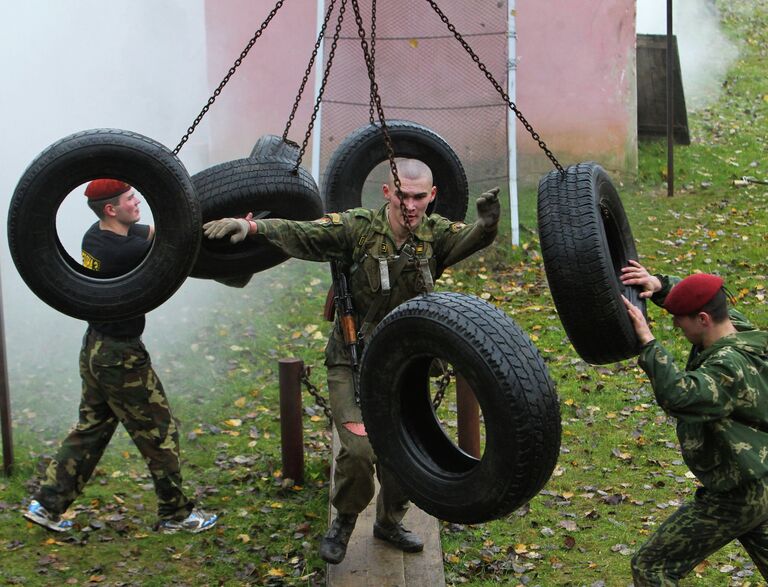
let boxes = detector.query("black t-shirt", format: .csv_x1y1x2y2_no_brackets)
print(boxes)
82,222,151,338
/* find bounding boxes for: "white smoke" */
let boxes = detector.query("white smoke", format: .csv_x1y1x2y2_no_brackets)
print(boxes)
636,0,739,109
0,1,237,416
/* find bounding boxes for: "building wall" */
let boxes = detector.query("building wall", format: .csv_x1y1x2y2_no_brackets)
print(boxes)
204,1,638,183
515,0,637,180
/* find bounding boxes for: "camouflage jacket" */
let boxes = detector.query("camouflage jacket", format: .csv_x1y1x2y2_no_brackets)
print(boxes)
640,275,768,491
254,203,497,365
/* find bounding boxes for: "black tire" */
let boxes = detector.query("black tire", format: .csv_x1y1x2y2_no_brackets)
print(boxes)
322,120,469,220
249,134,300,163
7,128,200,321
190,158,323,279
537,162,645,364
360,292,561,524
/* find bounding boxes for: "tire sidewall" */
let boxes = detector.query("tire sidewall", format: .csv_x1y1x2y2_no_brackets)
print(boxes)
322,120,469,221
8,129,199,321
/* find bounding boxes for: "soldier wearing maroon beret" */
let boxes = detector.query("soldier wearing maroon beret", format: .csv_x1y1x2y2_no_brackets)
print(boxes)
23,179,217,535
619,260,768,584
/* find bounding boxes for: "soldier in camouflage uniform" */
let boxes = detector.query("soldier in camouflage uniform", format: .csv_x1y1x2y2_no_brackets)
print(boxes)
620,260,768,584
23,179,217,534
204,158,500,563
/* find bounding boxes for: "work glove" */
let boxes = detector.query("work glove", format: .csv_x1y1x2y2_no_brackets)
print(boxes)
476,187,500,228
203,217,251,244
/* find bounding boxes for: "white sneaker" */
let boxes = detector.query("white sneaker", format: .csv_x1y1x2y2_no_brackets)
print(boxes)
23,500,73,532
157,509,218,534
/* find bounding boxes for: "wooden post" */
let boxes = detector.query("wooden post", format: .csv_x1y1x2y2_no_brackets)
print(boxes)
456,374,480,459
278,358,304,484
0,269,13,476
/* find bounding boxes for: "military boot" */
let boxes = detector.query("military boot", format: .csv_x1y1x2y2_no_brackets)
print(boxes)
319,513,358,564
373,522,424,553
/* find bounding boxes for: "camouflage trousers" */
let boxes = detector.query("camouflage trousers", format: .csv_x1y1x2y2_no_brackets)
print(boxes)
35,330,192,520
327,365,409,526
632,476,768,585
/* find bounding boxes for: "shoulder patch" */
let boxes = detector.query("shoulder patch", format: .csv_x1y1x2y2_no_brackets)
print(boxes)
450,221,467,233
313,213,343,226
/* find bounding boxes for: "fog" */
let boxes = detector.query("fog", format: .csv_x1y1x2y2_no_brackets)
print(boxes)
637,0,739,109
0,1,237,417
0,1,744,431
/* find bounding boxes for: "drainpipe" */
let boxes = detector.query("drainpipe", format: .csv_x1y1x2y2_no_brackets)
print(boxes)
311,0,326,182
507,0,519,245
666,0,674,196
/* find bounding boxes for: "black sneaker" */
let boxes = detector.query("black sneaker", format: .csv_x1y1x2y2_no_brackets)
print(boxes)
373,522,424,553
319,513,357,564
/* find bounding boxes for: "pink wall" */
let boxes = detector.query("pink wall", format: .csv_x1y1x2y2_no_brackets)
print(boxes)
204,1,638,181
204,0,318,163
516,0,637,178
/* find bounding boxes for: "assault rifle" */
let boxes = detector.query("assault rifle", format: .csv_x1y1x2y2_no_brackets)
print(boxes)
325,260,361,372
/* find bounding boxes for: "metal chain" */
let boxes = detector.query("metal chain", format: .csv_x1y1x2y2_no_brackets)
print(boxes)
282,0,339,142
368,0,377,125
173,0,287,155
432,366,454,410
301,366,333,425
292,0,349,173
424,0,564,175
349,0,416,246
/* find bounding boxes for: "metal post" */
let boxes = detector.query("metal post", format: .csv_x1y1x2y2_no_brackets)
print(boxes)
666,0,674,197
456,374,480,459
310,0,326,182
279,358,305,484
0,269,13,476
507,0,520,246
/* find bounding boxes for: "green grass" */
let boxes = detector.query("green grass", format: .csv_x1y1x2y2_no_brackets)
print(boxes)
2,0,767,584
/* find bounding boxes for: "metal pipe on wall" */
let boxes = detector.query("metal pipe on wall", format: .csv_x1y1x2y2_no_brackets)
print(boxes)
507,0,520,245
666,0,674,196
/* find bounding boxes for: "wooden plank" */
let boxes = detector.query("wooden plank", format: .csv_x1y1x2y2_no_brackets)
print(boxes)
327,428,446,586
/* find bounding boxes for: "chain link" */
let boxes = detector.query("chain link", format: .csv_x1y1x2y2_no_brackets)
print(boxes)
349,0,417,248
432,366,454,410
292,0,348,173
282,0,339,143
301,366,333,426
424,0,564,175
173,0,287,155
368,0,377,125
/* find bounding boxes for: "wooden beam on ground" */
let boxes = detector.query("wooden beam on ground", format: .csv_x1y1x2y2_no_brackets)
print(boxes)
327,428,446,586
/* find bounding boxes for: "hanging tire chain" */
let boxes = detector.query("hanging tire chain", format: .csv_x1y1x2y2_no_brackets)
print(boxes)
349,0,429,297
282,0,339,145
173,0,287,155
301,366,333,426
425,0,565,176
368,0,377,125
432,366,454,410
292,0,349,174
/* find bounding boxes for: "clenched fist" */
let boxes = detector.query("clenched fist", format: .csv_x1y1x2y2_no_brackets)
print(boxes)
476,187,500,228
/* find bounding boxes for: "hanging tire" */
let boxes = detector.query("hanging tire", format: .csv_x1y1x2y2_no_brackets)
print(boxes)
7,128,200,321
322,120,469,220
359,292,561,524
190,158,323,279
537,162,645,365
249,134,301,163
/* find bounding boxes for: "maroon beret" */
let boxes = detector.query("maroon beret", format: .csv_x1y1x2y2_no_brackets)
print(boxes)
84,179,132,201
663,273,725,315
